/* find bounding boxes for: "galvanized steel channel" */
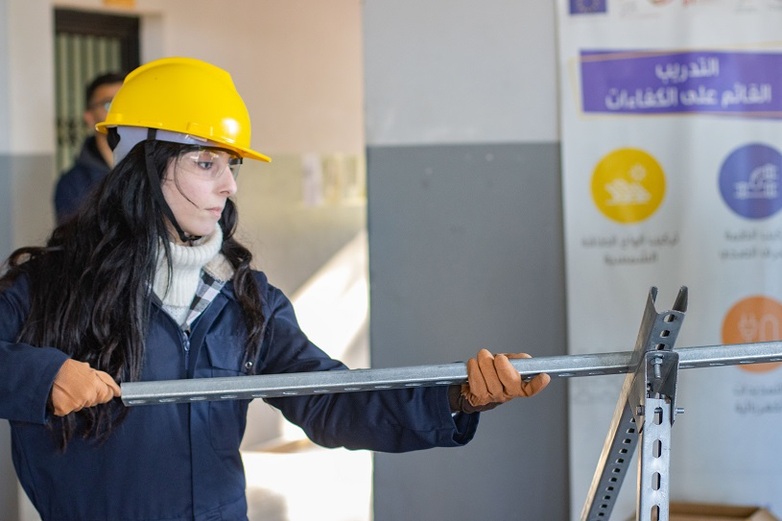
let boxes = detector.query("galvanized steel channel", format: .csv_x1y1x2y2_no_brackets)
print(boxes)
121,341,782,406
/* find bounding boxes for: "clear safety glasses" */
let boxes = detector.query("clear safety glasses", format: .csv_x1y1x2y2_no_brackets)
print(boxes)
175,146,243,180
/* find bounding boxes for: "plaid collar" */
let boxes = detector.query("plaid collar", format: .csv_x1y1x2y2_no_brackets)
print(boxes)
183,269,226,331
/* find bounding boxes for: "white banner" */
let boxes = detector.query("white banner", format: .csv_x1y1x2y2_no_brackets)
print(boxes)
556,1,782,519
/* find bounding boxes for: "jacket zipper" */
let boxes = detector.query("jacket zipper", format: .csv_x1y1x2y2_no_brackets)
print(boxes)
181,327,191,373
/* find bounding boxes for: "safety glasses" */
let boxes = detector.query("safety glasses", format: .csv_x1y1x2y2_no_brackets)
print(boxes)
175,146,243,180
88,98,114,112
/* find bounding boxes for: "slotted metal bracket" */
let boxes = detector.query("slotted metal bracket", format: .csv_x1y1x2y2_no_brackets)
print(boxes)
581,286,686,521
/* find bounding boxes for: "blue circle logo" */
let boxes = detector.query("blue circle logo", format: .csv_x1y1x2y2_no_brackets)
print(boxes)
719,143,782,219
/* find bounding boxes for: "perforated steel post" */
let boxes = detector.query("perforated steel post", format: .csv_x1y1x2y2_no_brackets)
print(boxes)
581,287,687,521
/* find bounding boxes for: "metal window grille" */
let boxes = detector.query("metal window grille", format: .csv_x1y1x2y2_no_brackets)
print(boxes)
53,9,139,175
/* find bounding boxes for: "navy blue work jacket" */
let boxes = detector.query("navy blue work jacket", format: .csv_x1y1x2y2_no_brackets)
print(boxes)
0,271,478,521
53,135,111,225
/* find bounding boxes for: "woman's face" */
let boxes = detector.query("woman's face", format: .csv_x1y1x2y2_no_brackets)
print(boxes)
161,146,240,242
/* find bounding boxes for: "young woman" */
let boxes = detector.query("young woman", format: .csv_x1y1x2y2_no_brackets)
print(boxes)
0,57,550,521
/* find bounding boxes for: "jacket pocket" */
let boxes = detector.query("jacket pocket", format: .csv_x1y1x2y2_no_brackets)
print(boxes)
204,335,249,452
204,334,246,376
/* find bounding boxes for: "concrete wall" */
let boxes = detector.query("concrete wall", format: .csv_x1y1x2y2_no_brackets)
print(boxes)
363,1,568,520
0,2,59,516
0,1,58,253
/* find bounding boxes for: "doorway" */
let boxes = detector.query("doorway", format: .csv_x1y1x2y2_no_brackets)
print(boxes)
53,8,139,174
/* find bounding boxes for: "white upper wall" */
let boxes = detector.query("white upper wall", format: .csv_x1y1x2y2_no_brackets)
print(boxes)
363,0,559,146
2,0,559,155
3,0,364,156
0,1,7,154
137,0,365,155
0,1,56,155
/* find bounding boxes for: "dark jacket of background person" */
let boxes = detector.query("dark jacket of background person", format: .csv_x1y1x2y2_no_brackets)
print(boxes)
53,71,124,225
53,135,110,224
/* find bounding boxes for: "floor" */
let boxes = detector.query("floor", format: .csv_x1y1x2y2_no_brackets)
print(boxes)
243,441,372,521
242,229,373,521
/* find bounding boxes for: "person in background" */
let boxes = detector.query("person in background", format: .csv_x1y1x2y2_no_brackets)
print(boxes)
1,57,551,521
53,71,125,224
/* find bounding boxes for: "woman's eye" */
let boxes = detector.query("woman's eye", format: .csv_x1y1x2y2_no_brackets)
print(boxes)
179,149,234,177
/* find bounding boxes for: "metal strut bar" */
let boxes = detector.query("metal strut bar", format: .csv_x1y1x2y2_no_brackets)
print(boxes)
120,338,782,406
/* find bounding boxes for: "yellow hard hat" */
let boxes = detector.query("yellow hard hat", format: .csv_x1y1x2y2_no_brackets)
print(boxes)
96,57,270,163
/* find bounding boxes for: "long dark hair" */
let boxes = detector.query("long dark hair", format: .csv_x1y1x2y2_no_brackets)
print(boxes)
0,140,265,449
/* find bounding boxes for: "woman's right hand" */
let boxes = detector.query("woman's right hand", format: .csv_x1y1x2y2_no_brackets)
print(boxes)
51,359,122,416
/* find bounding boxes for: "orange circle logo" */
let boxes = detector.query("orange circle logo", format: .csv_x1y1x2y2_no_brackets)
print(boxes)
722,296,782,373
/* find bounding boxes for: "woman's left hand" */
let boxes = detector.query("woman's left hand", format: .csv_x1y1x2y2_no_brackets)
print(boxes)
458,348,551,413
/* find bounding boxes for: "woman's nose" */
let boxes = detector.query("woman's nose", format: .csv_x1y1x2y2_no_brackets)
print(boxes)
219,166,238,195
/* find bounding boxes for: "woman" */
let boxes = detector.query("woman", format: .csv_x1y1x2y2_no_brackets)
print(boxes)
0,57,550,521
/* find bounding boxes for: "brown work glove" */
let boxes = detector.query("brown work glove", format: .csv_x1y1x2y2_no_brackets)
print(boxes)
452,349,551,414
50,359,122,416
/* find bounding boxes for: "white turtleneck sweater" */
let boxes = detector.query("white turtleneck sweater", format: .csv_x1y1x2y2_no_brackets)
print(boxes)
152,226,233,326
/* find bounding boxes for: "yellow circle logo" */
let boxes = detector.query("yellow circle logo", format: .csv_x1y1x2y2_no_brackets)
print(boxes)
591,148,666,224
722,296,782,373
